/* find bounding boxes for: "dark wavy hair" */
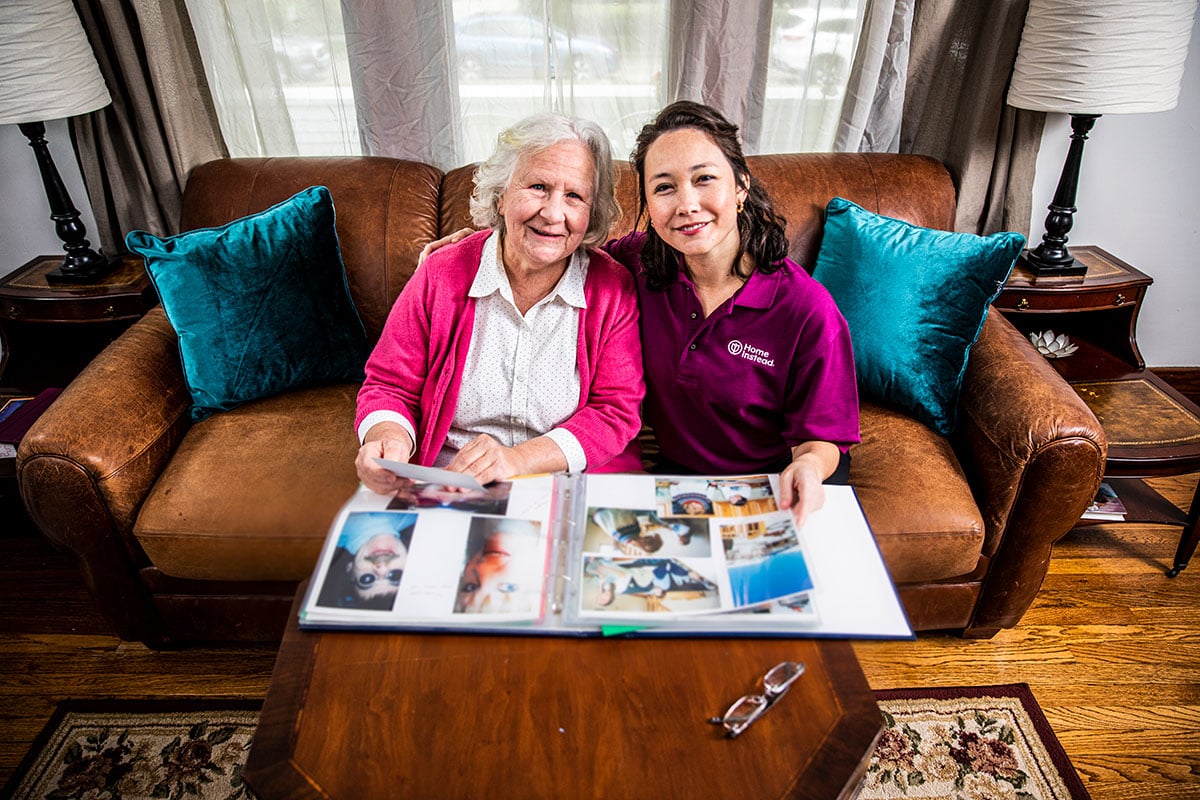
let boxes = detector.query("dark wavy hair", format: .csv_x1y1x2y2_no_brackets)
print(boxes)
631,101,789,291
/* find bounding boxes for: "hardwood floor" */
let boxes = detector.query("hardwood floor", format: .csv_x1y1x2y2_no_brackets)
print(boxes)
857,473,1200,800
2,475,1198,798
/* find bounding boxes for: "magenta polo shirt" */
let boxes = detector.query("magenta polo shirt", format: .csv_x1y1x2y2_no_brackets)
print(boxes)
606,232,860,474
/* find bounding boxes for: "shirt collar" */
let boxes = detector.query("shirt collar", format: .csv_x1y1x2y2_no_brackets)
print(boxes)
469,231,588,309
674,258,782,312
734,265,781,310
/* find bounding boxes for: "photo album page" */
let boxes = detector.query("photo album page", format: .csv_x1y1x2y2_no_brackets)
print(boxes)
299,468,911,638
300,475,560,629
565,473,821,628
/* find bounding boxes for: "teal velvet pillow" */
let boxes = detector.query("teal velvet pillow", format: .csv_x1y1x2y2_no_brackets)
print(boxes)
126,186,369,420
811,197,1024,436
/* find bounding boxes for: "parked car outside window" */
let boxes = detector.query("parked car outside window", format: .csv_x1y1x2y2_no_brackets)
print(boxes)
454,14,619,82
273,33,332,83
771,7,860,95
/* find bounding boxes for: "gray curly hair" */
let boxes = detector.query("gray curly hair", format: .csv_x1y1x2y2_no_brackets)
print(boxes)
469,113,620,248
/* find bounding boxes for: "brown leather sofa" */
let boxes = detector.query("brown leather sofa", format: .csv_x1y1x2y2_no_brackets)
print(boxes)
16,153,1106,646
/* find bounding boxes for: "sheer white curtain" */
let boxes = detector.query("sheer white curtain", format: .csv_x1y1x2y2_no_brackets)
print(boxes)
183,0,866,166
761,0,869,152
448,0,670,164
183,0,356,157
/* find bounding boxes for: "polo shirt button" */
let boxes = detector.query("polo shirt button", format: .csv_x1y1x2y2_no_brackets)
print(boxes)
690,312,698,319
689,344,697,350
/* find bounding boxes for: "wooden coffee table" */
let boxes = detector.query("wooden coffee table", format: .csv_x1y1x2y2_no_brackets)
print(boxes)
244,587,883,800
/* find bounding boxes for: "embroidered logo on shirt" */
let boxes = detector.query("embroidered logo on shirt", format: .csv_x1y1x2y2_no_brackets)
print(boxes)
727,339,775,366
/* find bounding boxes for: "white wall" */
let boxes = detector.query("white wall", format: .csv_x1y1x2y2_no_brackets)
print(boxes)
2,18,1198,366
1028,9,1200,367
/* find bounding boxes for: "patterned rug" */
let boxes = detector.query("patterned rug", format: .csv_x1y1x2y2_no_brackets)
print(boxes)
2,685,1088,800
862,685,1090,799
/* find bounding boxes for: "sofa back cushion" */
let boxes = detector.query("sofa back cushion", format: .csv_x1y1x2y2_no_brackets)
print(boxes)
181,157,443,342
181,154,956,344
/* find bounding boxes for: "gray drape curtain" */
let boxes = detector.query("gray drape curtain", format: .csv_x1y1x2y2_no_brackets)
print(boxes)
665,0,773,152
836,0,914,153
838,0,1044,236
340,0,459,169
901,0,1044,236
70,0,225,252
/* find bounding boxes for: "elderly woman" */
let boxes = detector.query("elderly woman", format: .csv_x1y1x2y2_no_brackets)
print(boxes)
354,113,644,493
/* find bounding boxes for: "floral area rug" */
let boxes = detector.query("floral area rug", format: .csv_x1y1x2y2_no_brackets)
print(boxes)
861,684,1090,800
3,685,1087,800
1,700,260,800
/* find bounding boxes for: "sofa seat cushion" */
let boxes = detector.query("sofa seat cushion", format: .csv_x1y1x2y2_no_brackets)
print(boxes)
133,384,362,581
851,401,984,583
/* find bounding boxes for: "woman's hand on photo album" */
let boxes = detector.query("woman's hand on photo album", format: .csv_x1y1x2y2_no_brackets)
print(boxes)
778,441,841,529
447,433,569,487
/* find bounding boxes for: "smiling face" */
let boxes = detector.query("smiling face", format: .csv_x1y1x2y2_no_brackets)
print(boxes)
350,532,408,601
642,127,748,273
498,140,595,276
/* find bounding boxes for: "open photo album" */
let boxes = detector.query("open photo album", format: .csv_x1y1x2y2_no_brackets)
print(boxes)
298,469,912,639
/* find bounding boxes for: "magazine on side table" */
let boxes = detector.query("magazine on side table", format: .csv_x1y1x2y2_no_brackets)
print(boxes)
1079,481,1127,521
298,466,912,639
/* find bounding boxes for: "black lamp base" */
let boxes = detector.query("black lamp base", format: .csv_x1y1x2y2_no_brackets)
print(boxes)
45,251,119,285
18,120,116,286
1018,246,1087,277
1023,113,1100,278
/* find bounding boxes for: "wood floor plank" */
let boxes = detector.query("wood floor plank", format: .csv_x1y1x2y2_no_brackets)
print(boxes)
1072,755,1200,783
1045,705,1200,732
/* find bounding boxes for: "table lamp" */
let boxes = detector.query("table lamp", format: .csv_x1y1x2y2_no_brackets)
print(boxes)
1007,0,1197,276
0,0,114,284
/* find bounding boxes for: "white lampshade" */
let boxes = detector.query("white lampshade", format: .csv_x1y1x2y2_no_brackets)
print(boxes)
0,0,111,125
1007,0,1197,114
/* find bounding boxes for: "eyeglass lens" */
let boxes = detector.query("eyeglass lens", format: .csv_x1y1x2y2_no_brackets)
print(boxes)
723,695,768,736
763,660,804,696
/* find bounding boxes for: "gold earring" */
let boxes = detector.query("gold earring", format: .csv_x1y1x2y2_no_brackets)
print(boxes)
736,198,745,214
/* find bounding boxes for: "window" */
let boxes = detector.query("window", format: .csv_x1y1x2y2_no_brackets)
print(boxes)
204,0,863,161
762,0,865,152
452,1,667,163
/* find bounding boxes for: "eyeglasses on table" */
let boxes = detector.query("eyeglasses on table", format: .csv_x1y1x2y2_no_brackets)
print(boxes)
708,660,806,738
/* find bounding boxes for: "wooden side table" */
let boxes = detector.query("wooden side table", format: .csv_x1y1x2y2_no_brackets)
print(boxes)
0,254,156,391
995,245,1200,576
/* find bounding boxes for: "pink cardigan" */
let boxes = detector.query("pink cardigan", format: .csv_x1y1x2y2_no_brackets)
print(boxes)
356,231,644,472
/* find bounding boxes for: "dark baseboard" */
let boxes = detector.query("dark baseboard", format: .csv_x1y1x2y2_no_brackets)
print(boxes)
1154,367,1200,407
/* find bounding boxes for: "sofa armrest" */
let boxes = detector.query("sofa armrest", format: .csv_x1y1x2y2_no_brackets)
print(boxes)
17,307,192,640
953,311,1107,635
